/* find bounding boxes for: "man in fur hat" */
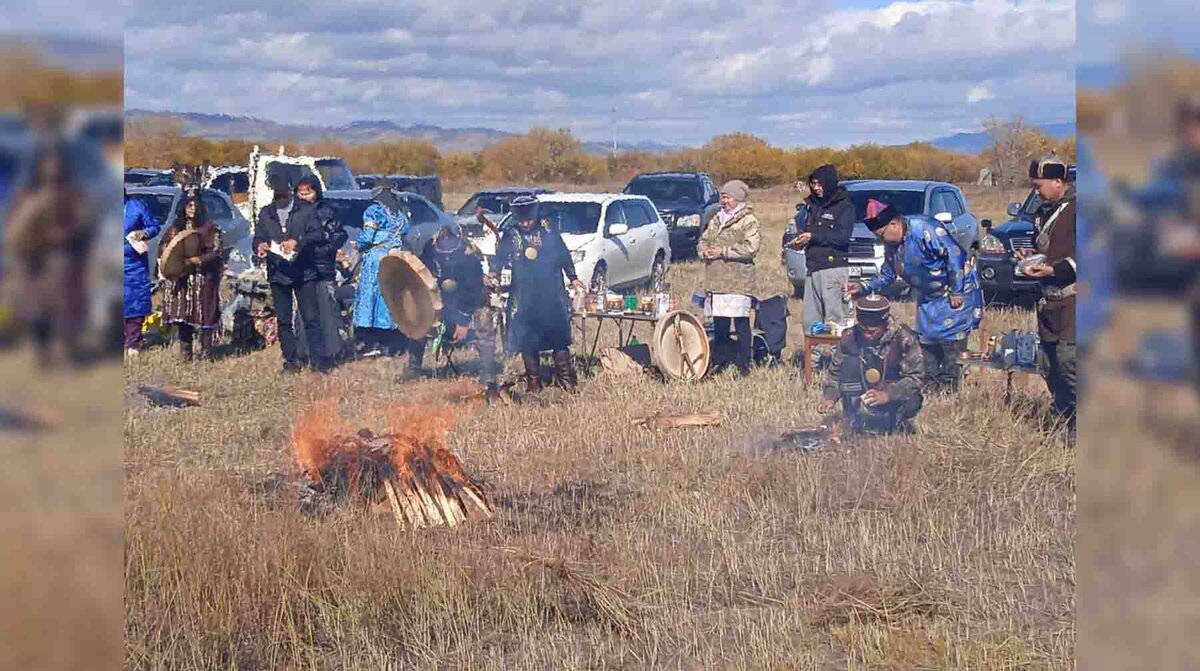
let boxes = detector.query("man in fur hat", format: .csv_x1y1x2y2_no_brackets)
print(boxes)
819,295,925,435
1016,156,1076,429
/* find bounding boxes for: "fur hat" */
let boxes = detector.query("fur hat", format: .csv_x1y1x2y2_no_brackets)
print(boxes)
855,295,891,326
1029,156,1070,181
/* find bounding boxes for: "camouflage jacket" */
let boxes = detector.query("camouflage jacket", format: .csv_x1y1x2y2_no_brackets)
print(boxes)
698,204,760,295
822,320,924,404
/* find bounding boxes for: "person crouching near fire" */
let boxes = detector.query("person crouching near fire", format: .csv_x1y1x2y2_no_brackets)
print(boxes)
488,194,586,393
819,295,925,435
847,201,983,393
400,222,502,402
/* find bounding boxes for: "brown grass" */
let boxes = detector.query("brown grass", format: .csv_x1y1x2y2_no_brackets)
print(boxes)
124,186,1071,668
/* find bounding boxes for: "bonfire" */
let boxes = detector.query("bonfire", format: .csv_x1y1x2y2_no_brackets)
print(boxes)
292,401,493,529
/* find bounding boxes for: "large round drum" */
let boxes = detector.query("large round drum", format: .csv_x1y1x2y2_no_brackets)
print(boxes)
378,250,443,340
651,310,711,383
158,229,202,280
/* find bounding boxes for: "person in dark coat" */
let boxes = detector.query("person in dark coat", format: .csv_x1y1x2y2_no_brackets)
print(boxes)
819,295,925,435
253,171,330,373
123,188,161,356
400,223,500,398
1016,156,1077,430
295,175,348,364
792,164,855,332
159,190,223,361
489,195,586,392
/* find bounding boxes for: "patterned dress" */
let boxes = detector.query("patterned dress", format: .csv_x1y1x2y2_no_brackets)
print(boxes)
159,221,223,329
352,202,410,330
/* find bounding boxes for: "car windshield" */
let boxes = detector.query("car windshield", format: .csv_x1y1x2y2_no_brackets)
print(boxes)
130,193,176,225
848,190,926,220
626,178,702,204
457,193,522,216
265,162,316,191
535,202,601,235
314,158,357,191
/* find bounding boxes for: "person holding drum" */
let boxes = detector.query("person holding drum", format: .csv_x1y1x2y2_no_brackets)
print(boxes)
158,190,223,361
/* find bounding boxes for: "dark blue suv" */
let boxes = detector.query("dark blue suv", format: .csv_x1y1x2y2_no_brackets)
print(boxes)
623,172,720,259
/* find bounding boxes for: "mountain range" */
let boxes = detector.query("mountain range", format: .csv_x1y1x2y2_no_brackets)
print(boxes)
927,122,1076,154
125,109,679,155
126,109,1075,156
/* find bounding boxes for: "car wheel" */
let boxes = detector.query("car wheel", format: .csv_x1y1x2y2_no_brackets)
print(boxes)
590,262,608,296
648,254,667,292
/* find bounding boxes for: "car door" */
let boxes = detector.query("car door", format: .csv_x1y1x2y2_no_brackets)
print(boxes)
601,201,635,286
931,187,972,251
639,199,671,264
949,187,978,249
620,199,656,280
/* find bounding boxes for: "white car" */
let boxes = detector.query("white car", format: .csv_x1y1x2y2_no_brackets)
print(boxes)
471,193,672,294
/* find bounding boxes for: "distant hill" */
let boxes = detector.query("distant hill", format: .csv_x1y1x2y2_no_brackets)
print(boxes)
927,122,1076,154
125,109,680,155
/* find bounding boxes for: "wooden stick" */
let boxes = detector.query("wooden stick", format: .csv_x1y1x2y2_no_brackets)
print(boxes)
411,475,446,526
429,477,463,527
393,475,427,528
382,479,408,530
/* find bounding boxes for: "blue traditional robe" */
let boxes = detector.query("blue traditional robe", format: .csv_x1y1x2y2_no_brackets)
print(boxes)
123,196,162,319
352,202,410,330
862,215,983,343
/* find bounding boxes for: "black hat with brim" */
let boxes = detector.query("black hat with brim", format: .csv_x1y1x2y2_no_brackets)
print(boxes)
866,204,901,232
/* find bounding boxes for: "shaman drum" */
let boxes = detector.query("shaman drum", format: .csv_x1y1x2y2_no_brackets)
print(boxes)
378,250,443,340
651,309,711,382
158,229,202,280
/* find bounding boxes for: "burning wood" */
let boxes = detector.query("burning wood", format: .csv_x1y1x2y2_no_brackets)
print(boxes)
633,408,721,430
293,403,493,529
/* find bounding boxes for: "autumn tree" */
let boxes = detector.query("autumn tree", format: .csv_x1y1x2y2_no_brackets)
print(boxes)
701,132,790,187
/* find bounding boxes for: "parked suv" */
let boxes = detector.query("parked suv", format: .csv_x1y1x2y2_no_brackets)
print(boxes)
977,165,1077,302
474,193,672,294
623,172,719,259
783,180,980,298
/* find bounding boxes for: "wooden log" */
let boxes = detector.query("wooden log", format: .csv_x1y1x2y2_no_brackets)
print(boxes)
138,384,201,407
429,477,464,527
633,409,721,430
395,476,429,528
382,479,409,530
411,475,446,526
455,481,494,518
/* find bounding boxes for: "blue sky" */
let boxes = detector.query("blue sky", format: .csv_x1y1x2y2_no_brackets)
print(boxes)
124,0,1077,147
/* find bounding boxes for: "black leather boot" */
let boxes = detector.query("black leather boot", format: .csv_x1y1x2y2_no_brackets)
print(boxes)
522,354,543,393
552,350,577,392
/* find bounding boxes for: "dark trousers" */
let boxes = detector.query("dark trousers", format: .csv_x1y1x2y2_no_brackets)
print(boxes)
1042,341,1077,426
124,317,145,349
272,281,325,367
713,316,752,373
920,339,967,393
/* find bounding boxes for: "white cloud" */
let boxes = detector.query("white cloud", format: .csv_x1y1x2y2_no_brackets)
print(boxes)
967,84,995,103
123,0,1077,146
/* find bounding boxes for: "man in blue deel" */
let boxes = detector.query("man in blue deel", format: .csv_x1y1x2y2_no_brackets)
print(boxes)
848,201,984,392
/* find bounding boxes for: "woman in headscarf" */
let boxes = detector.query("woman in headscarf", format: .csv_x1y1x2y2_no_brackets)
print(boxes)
697,179,761,376
158,189,224,361
352,187,410,356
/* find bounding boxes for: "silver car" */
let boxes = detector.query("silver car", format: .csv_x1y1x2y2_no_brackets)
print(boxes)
124,185,255,280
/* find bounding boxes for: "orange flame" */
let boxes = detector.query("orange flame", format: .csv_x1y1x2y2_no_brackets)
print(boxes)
292,399,351,479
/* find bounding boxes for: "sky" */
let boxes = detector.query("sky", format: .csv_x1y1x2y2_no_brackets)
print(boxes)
123,0,1078,148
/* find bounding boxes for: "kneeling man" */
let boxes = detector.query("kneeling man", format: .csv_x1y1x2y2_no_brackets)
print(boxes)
819,295,925,434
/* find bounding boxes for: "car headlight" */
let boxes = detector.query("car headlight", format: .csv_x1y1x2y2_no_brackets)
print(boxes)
677,214,701,227
979,234,1006,254
571,249,586,263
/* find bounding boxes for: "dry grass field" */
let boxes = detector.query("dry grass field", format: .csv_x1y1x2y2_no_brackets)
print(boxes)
123,185,1080,668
